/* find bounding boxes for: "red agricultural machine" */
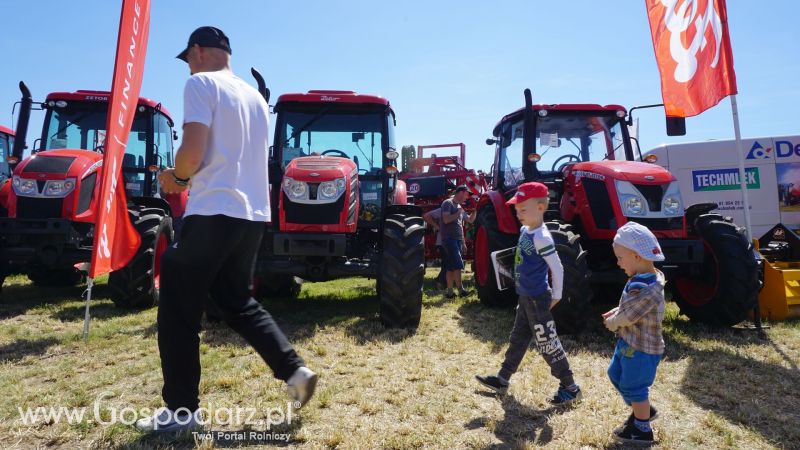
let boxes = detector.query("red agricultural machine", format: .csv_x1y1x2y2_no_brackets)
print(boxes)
0,82,184,306
474,89,759,333
399,143,488,260
254,90,425,328
0,125,14,216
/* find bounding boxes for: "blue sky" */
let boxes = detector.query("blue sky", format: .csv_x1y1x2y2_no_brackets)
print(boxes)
1,0,798,172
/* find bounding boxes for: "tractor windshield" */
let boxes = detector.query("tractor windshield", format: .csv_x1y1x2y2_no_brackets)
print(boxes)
42,102,148,156
0,132,10,181
277,106,389,174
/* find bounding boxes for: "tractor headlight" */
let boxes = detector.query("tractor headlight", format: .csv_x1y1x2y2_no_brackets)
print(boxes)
622,195,645,216
43,178,76,197
661,181,684,216
318,177,347,201
12,176,37,196
282,177,308,201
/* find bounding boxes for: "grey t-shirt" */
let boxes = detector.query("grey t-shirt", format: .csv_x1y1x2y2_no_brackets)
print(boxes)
440,198,465,241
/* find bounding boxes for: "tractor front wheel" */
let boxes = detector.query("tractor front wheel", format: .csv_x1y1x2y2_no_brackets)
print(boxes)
545,222,592,334
671,214,759,326
379,213,425,328
109,207,172,308
474,205,518,307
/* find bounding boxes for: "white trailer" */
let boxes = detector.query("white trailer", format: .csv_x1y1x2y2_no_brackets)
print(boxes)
645,135,800,239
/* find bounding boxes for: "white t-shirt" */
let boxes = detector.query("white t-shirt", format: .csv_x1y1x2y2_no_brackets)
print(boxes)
182,70,270,222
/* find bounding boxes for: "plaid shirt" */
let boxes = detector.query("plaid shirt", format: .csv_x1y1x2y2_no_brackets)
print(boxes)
606,270,665,355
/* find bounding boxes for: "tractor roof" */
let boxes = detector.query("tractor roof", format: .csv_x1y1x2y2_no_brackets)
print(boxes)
277,90,390,107
45,90,174,122
493,104,626,136
0,125,14,136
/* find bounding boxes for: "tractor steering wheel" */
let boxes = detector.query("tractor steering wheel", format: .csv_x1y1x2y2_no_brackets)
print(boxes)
551,154,581,172
322,149,349,159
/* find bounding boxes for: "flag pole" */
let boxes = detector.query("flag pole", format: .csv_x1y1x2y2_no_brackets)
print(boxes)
82,277,94,342
730,94,753,241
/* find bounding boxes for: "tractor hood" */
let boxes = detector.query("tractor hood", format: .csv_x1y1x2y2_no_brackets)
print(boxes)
284,155,357,182
14,149,102,179
567,160,675,184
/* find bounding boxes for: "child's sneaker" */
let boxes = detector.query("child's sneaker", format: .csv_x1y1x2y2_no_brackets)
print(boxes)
444,290,456,299
549,385,582,405
474,375,508,395
135,407,202,434
458,288,472,297
614,406,659,433
287,367,318,408
613,420,654,445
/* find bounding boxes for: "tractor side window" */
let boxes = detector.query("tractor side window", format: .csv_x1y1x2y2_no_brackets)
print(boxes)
499,120,525,190
154,113,174,168
0,134,9,180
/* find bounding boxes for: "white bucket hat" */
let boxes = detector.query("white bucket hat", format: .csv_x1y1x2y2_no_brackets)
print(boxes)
613,222,665,262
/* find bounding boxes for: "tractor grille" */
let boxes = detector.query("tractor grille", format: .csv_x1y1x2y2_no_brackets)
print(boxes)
17,197,63,219
634,184,666,212
583,179,615,230
628,217,683,230
283,194,344,224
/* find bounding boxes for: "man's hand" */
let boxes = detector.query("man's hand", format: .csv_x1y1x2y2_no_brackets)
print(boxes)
158,169,189,194
549,298,561,310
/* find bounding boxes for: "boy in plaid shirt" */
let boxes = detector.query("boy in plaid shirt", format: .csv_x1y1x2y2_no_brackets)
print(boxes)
603,221,666,445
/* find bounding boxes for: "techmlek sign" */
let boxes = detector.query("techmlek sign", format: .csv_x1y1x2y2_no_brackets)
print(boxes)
692,167,760,191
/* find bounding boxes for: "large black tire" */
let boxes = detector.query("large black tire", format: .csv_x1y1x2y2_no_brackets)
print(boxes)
671,214,759,326
108,206,173,309
28,267,85,287
379,213,425,328
474,205,518,307
254,274,303,300
545,222,592,334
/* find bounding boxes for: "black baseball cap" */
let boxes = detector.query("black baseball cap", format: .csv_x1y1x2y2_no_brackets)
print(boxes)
176,26,232,62
454,185,469,194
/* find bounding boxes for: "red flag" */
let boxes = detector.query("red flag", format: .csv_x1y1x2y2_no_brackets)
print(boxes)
646,0,737,117
89,0,151,277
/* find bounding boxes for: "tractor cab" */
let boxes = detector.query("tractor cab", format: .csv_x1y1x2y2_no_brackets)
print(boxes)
270,90,400,233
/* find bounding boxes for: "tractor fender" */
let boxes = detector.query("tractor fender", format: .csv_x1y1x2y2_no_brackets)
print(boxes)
685,202,718,234
477,190,518,235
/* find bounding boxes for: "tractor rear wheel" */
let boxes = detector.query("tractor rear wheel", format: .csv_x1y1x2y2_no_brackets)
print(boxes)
474,205,518,307
254,274,303,300
671,214,759,326
109,206,172,309
545,222,592,334
379,213,425,328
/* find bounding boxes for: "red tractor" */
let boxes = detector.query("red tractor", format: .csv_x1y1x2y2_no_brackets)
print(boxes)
0,125,14,216
399,143,488,261
0,82,183,306
474,89,759,332
255,90,425,328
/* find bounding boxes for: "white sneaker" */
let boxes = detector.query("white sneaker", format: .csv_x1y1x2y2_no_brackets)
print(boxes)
135,407,202,433
287,367,318,408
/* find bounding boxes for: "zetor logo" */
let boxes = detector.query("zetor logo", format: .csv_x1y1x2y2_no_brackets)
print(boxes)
746,141,772,159
320,96,340,102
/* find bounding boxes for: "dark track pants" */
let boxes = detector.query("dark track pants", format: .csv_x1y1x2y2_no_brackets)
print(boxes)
157,214,304,411
499,292,574,387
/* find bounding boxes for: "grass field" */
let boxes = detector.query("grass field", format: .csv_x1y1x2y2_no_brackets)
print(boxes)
1,269,799,449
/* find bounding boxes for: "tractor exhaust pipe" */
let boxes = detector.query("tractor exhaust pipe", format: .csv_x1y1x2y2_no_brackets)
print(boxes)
522,88,535,180
250,67,270,104
11,81,32,168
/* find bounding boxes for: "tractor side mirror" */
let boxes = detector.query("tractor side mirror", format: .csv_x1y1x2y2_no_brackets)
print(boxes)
665,116,686,136
173,130,179,141
352,132,365,142
486,138,498,146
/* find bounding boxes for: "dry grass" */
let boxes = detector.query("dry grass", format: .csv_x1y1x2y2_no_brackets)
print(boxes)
1,269,799,449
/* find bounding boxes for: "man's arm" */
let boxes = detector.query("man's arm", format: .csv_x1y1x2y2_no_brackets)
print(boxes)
465,208,477,224
158,122,209,194
441,202,461,224
423,210,440,230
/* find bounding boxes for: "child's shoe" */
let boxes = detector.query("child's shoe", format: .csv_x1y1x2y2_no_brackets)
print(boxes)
474,375,508,395
549,385,582,405
614,406,659,433
613,420,654,445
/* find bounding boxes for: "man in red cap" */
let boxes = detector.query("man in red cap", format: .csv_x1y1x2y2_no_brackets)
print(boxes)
476,182,581,404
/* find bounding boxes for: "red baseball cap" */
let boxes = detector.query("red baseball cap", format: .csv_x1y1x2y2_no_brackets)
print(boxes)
506,182,549,205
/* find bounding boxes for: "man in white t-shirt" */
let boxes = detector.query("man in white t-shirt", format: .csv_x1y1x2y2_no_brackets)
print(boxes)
137,27,316,434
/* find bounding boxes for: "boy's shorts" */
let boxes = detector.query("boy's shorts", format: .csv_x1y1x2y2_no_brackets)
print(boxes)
607,339,661,404
443,238,464,271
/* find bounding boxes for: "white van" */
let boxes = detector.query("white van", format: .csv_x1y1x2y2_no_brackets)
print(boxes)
644,135,800,239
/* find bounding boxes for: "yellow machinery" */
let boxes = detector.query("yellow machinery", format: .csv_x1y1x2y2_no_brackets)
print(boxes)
756,224,800,321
